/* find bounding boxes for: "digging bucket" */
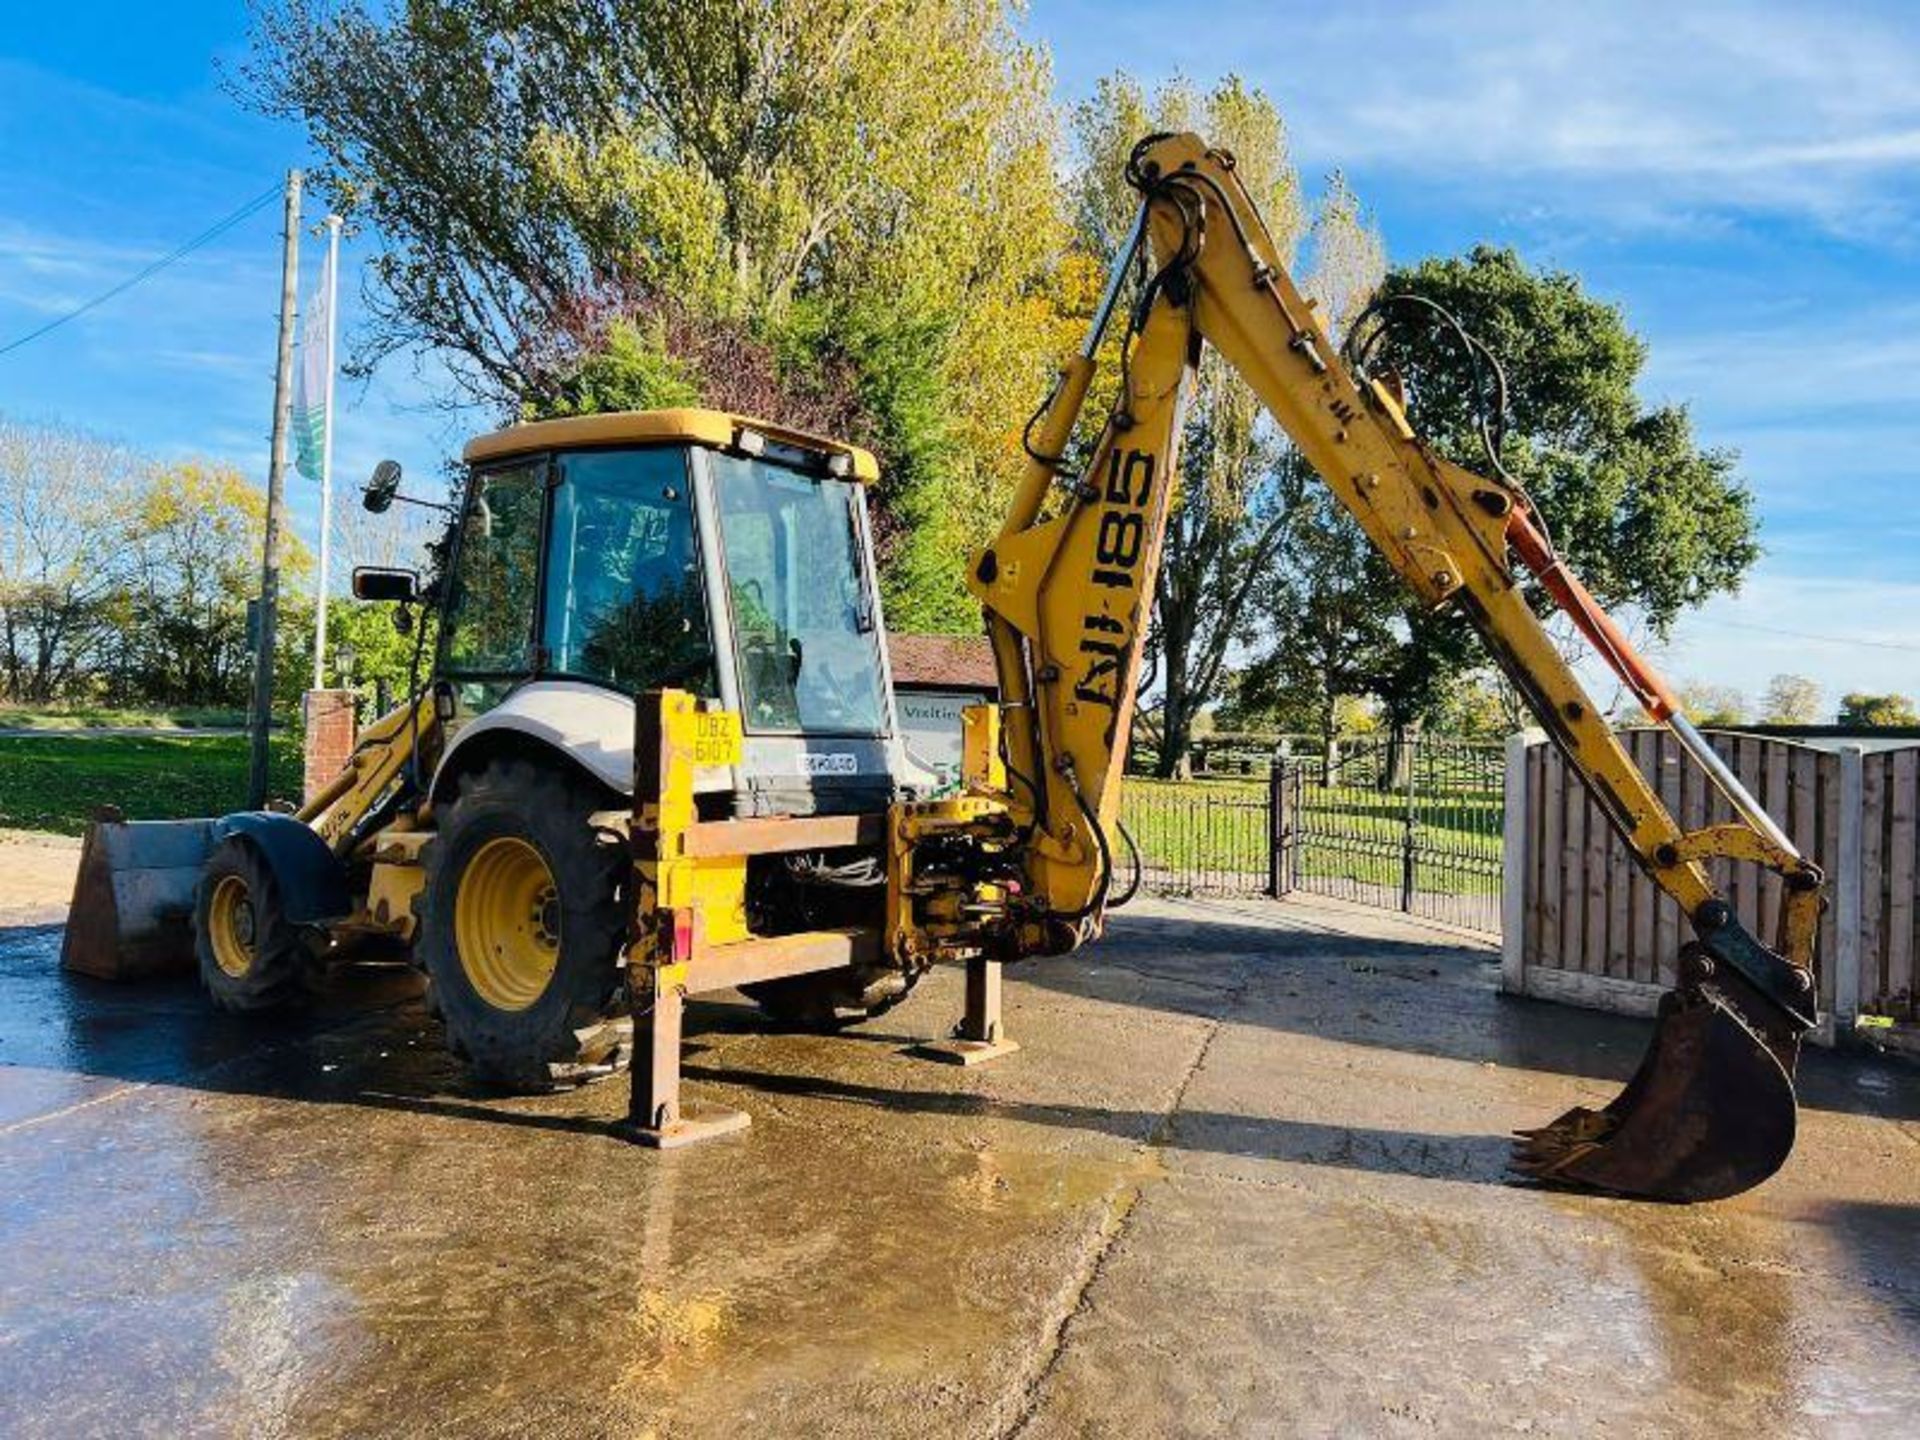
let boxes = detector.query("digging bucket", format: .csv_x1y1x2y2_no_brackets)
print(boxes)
1511,942,1805,1203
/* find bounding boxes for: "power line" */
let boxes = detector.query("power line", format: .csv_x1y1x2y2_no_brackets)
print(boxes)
1692,616,1920,655
0,182,284,358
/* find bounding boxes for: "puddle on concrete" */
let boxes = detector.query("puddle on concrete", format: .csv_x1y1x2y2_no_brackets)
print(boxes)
946,1140,1166,1217
1590,1204,1800,1417
2,1018,1137,1436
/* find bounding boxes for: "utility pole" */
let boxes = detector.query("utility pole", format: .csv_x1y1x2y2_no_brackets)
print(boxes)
311,213,342,691
249,168,301,809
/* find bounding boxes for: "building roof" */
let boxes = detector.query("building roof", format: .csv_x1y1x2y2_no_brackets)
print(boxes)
889,632,998,693
463,407,879,482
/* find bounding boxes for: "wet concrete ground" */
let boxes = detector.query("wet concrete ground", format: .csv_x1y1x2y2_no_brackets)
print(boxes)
2,887,1918,1437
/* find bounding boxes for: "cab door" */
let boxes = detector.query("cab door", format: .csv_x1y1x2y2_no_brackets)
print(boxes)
435,459,546,732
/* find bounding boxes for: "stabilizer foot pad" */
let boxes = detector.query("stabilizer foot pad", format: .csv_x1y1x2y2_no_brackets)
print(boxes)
614,1101,751,1149
912,1037,1021,1067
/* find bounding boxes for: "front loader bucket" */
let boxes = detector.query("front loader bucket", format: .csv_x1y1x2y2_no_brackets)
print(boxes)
60,812,216,981
1510,985,1798,1203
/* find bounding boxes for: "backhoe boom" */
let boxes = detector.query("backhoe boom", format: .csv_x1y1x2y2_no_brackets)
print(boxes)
904,132,1822,1202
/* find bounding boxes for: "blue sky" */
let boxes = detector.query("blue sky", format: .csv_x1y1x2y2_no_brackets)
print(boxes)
3,2,1919,711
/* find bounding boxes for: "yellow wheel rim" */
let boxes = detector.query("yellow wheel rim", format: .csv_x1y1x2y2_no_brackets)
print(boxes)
453,836,561,1012
207,873,257,979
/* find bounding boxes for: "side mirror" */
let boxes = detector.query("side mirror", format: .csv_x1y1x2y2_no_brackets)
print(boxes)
363,459,404,514
352,565,420,603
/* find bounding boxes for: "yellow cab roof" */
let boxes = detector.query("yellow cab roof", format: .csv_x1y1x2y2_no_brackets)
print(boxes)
461,407,879,483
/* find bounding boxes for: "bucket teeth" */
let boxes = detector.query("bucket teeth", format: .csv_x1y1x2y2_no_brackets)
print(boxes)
1509,1108,1613,1178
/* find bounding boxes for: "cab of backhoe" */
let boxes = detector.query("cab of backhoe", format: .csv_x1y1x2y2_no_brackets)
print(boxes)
432,409,919,816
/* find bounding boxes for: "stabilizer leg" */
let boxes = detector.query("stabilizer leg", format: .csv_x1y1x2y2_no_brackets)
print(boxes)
615,966,748,1149
915,957,1021,1066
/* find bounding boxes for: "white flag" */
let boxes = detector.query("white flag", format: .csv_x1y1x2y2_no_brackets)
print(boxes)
292,246,332,483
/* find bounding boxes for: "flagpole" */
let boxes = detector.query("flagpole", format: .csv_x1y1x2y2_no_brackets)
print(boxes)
312,214,342,691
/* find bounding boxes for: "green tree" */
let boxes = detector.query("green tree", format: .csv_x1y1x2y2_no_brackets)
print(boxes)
1255,246,1758,749
1232,492,1398,755
538,317,702,418
322,597,437,719
1071,74,1384,777
1760,672,1822,725
1838,692,1918,727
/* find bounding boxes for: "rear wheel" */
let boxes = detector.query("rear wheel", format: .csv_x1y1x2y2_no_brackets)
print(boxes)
193,838,319,1011
416,758,629,1090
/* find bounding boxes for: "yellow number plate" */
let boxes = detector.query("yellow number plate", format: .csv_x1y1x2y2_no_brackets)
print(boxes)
690,710,743,768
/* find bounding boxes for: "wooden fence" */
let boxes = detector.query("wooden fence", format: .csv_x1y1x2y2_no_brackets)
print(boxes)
1502,729,1920,1042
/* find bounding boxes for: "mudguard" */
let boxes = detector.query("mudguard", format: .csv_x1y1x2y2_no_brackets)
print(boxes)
213,812,353,924
432,680,638,798
431,679,923,814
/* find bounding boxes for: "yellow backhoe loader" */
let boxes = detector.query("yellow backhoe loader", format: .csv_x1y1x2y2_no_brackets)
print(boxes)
68,133,1821,1200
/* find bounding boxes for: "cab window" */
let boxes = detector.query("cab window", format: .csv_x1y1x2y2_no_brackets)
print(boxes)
712,452,887,734
542,448,712,695
440,462,543,676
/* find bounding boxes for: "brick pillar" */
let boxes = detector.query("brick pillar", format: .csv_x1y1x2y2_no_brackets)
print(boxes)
303,689,358,802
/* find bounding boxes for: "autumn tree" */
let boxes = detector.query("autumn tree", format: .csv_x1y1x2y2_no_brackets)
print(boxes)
1678,680,1748,727
1838,692,1918,727
117,463,311,707
0,419,142,702
1760,672,1822,725
241,0,1074,627
1070,73,1385,777
1428,673,1520,739
0,413,334,711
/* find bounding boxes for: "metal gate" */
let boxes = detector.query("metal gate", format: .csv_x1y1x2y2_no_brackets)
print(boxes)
1119,777,1273,897
1277,736,1504,933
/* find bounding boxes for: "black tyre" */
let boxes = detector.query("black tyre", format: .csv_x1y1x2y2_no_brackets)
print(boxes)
744,967,918,1033
416,758,629,1091
193,837,321,1011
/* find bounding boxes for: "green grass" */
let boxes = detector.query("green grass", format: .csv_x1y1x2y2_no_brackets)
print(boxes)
1288,850,1504,897
0,704,248,731
1290,780,1502,843
1121,777,1269,875
0,733,303,836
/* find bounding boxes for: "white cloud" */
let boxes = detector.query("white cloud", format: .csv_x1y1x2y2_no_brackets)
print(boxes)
149,348,261,379
1642,304,1920,420
0,217,280,348
1036,0,1920,238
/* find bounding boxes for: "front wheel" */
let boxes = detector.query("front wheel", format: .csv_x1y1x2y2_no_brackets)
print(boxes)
193,837,320,1011
415,759,629,1090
